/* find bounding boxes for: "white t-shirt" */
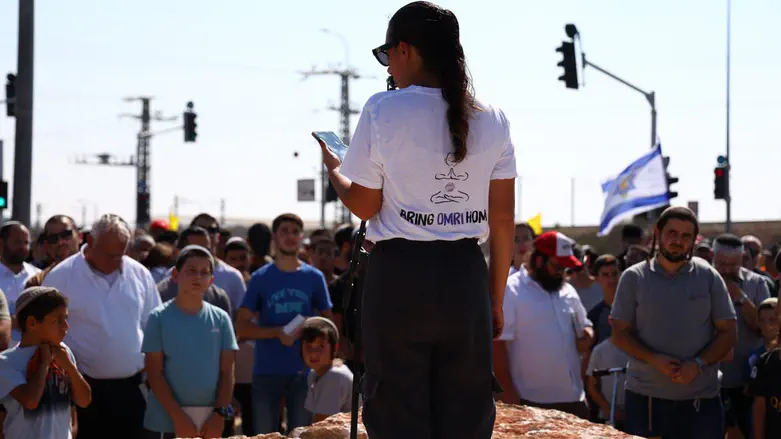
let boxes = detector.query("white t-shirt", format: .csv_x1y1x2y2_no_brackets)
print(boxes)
340,85,517,243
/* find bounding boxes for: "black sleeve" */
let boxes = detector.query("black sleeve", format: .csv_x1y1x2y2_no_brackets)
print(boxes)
746,352,770,397
329,278,346,315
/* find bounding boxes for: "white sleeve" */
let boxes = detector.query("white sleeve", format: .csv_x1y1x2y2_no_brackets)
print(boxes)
498,280,518,341
140,269,162,330
339,104,384,190
490,110,518,180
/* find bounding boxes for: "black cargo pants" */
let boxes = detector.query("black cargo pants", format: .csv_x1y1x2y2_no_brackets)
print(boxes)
361,238,497,439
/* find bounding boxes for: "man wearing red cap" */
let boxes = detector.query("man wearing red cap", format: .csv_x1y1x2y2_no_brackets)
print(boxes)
494,231,595,419
149,219,169,240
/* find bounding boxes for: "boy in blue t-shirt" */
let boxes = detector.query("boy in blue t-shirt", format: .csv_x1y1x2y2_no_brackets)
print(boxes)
236,213,334,435
142,245,238,439
0,286,91,439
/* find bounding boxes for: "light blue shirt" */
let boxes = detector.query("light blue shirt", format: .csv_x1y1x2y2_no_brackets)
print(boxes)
141,301,238,433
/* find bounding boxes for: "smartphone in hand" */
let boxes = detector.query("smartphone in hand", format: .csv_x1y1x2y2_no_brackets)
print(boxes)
312,131,348,162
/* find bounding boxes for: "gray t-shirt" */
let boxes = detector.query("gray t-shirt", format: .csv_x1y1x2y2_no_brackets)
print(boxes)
573,282,604,313
304,364,354,416
157,277,232,316
586,339,630,419
0,344,76,439
720,267,770,389
611,257,736,400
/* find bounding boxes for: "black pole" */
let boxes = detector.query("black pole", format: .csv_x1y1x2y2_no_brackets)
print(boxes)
13,0,34,224
347,221,367,439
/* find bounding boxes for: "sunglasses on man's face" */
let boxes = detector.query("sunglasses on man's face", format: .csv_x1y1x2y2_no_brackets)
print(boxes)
372,43,394,67
46,229,73,245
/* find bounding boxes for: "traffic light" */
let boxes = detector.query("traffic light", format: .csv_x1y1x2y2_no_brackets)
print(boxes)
714,160,729,200
5,73,16,117
662,156,679,200
183,101,197,143
325,181,338,202
556,41,578,89
0,180,7,209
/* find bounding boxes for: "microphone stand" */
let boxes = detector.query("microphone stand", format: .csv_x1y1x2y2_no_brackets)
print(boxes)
347,75,396,439
347,221,367,439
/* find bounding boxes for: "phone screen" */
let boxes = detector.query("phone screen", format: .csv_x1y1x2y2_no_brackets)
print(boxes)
312,131,348,162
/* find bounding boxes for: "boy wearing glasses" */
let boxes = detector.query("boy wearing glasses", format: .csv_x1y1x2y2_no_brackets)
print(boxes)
142,245,238,439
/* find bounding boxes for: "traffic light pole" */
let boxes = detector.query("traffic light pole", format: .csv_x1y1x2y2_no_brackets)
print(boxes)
12,0,34,225
581,57,657,149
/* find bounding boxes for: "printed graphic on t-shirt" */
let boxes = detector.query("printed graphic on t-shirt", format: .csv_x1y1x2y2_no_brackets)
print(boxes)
265,288,310,315
24,351,71,417
431,153,470,204
398,153,488,229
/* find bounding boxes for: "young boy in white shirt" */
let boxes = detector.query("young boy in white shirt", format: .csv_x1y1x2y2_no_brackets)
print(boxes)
0,286,91,439
300,317,354,422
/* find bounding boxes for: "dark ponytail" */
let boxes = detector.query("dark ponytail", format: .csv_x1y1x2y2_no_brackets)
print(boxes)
389,2,475,163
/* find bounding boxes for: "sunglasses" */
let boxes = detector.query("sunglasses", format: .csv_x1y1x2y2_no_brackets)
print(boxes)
372,42,394,67
204,226,220,234
46,229,74,245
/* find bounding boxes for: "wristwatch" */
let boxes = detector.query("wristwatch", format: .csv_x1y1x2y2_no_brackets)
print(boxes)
694,357,706,373
213,405,235,418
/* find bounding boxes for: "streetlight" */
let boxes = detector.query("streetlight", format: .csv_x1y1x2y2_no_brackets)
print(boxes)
320,28,350,68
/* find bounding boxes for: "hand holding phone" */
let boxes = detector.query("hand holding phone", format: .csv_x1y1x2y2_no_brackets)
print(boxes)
312,131,348,171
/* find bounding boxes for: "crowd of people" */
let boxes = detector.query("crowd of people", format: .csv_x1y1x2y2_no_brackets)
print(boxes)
0,212,357,439
495,206,781,439
0,204,779,438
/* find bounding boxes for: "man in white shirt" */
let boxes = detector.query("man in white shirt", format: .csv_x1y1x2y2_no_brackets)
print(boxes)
43,214,161,439
0,221,41,316
494,231,594,419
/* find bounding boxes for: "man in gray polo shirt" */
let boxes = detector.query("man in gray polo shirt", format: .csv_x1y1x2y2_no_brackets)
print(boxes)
611,206,737,439
712,234,769,439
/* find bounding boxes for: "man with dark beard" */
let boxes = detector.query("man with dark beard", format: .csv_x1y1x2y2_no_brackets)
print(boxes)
0,222,41,320
611,206,737,439
494,231,594,419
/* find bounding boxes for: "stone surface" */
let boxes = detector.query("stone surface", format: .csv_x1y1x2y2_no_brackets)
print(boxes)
196,402,640,438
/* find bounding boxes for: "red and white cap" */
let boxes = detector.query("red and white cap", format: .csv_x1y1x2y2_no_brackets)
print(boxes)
534,231,583,269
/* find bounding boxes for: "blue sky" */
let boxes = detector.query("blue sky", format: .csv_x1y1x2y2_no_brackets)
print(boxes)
0,0,778,228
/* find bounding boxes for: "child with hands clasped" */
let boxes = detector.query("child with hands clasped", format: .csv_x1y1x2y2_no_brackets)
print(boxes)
0,286,91,439
142,245,238,439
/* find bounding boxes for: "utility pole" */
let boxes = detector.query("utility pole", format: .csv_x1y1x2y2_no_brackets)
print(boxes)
220,198,226,226
302,67,362,227
74,97,178,229
34,202,41,230
12,0,34,225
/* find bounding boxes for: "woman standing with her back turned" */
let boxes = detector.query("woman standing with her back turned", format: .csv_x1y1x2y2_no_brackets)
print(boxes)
317,2,517,438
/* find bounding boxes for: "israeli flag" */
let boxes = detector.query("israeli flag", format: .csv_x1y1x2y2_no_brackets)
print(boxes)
598,144,671,237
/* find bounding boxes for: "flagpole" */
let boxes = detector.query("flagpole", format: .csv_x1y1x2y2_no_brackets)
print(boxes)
725,0,732,232
570,177,575,226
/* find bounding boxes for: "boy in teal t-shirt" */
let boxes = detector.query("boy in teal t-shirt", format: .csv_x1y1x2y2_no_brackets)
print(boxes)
142,245,238,439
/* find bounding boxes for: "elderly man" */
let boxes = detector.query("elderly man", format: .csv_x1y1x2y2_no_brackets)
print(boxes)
43,214,161,439
713,234,770,439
